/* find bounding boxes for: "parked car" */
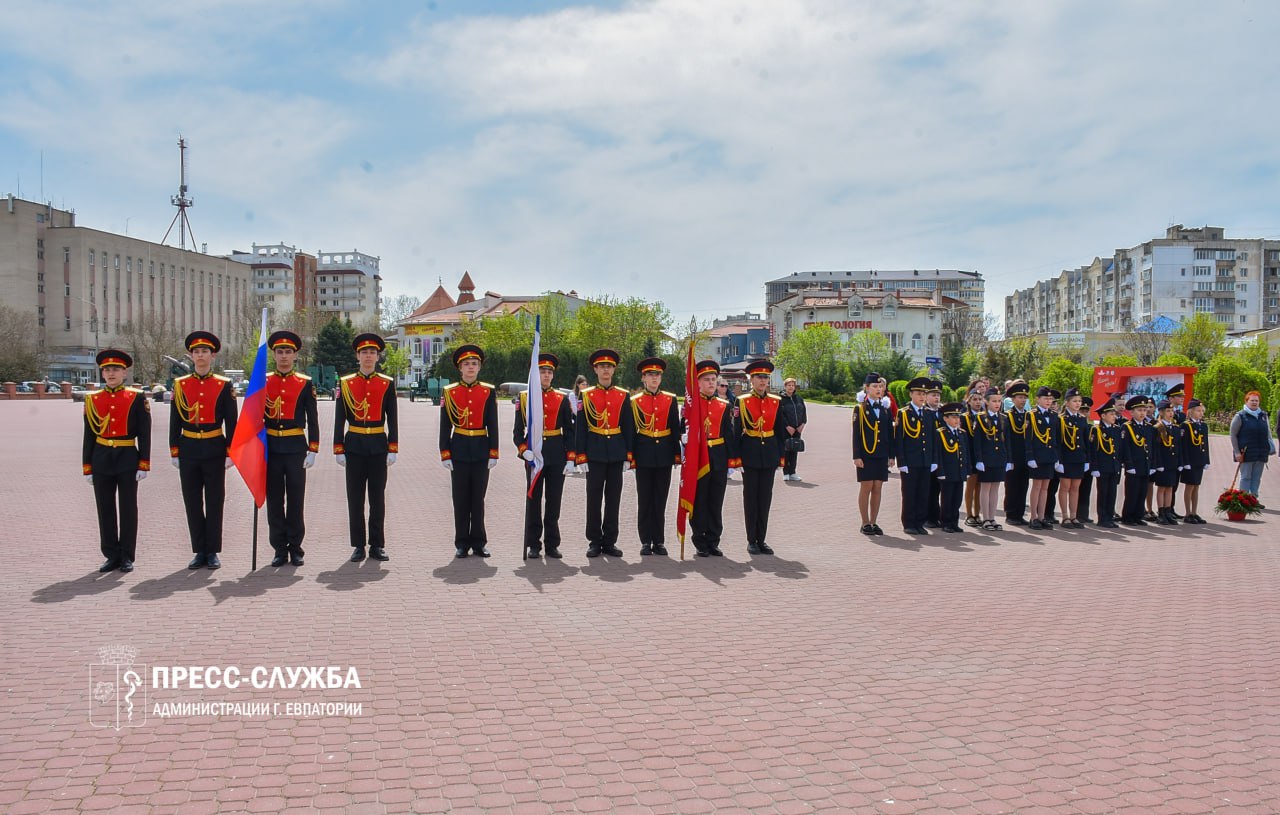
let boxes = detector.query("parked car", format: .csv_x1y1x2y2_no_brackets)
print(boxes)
499,382,530,405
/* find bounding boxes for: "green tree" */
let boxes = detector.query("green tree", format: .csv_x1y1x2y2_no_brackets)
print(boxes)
980,344,1016,384
878,351,916,384
846,330,889,376
939,337,976,388
1198,355,1270,415
1030,357,1091,397
1169,313,1226,365
1154,352,1198,369
315,318,357,376
775,324,845,387
381,343,412,380
1236,335,1270,372
1095,353,1139,368
1006,338,1047,380
0,301,45,381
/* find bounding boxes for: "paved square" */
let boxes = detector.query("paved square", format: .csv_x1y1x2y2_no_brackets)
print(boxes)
2,398,1277,814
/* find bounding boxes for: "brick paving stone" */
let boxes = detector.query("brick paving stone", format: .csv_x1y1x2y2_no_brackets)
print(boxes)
2,400,1279,813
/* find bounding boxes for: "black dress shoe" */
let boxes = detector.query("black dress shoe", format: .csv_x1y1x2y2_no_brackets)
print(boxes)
927,521,943,529
370,547,390,561
586,544,601,558
942,525,963,533
188,553,207,569
1169,510,1184,519
908,526,929,535
640,543,653,556
710,547,724,556
757,543,774,555
1008,517,1028,526
352,548,367,562
99,558,120,573
1078,517,1093,524
455,547,469,558
290,554,304,566
206,554,221,570
1143,511,1158,522
1029,520,1045,530
526,547,542,558
472,548,489,558
870,524,884,535
603,545,623,557
1100,521,1120,529
695,549,710,557
545,546,563,559
747,542,762,554
119,560,134,573
271,554,287,567
861,524,875,536
652,544,668,556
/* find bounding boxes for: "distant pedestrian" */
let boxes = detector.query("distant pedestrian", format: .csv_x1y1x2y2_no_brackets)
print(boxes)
1230,391,1275,502
780,377,807,482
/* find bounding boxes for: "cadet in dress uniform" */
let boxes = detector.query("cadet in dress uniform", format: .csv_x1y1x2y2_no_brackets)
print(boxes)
514,353,577,559
1002,382,1032,525
440,345,499,558
734,359,784,554
852,373,895,536
575,349,629,558
1120,396,1155,526
962,388,985,526
1054,388,1091,529
1165,383,1187,518
1151,399,1183,525
1026,386,1060,530
924,380,944,528
895,377,937,535
336,333,399,562
972,388,1009,531
1179,398,1210,524
83,350,151,573
1089,398,1124,528
622,357,682,556
687,360,739,556
934,402,970,533
170,331,237,570
1076,395,1095,523
264,331,320,566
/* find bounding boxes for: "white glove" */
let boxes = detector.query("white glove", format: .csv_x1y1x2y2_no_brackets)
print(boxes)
1204,464,1210,470
387,453,397,466
441,460,454,471
85,474,93,484
1156,467,1164,472
1027,460,1038,469
624,464,634,474
929,463,938,473
1126,468,1137,474
135,470,148,482
562,461,575,476
487,459,497,470
937,475,946,480
1054,462,1065,474
579,463,589,474
171,458,181,470
975,462,985,472
899,466,909,474
1005,463,1014,472
303,452,316,469
1179,465,1187,471
336,454,347,468
729,467,742,476
1091,471,1100,478
224,458,234,470
1148,469,1156,476
521,450,535,462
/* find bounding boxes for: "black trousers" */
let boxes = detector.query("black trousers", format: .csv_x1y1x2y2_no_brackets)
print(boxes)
1077,473,1094,520
94,472,138,562
451,460,490,552
266,453,306,556
585,461,624,546
1004,463,1029,520
1121,472,1149,522
1096,473,1120,522
940,479,963,528
635,466,673,545
783,434,801,475
691,469,728,549
900,467,931,529
927,473,942,524
524,464,566,551
180,457,226,554
346,452,388,550
742,466,777,546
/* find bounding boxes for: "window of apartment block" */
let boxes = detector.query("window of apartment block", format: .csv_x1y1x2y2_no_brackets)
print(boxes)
1239,283,1247,292
1193,266,1211,276
1195,249,1213,260
65,316,71,331
63,247,70,263
1240,269,1248,277
1194,298,1213,312
114,255,120,269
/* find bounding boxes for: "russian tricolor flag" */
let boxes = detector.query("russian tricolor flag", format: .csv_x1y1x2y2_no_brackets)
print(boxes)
230,308,269,507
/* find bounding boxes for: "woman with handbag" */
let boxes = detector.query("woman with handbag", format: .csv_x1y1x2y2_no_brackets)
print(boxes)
780,377,807,482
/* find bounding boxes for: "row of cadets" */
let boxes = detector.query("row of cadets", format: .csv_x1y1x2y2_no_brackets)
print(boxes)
851,372,895,535
623,356,682,555
440,345,499,559
264,330,319,566
688,359,739,557
170,331,238,570
83,349,152,573
575,349,629,558
1025,385,1060,529
934,401,970,532
335,333,399,563
895,377,936,535
1088,397,1125,527
1002,382,1032,524
735,359,784,554
514,353,577,559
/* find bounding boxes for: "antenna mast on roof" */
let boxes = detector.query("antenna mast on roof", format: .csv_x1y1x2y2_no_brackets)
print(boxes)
161,135,196,249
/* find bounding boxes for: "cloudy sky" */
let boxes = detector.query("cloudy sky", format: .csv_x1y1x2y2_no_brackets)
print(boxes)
2,0,1277,330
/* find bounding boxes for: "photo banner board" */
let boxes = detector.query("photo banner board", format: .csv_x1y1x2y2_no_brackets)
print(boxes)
1090,366,1198,418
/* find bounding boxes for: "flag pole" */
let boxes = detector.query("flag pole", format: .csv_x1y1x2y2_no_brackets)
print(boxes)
251,506,259,571
681,316,697,561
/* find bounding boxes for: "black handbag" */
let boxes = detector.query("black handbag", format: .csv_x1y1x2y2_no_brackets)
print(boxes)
784,437,805,453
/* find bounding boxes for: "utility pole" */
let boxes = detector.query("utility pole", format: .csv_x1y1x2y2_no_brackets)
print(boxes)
161,136,195,249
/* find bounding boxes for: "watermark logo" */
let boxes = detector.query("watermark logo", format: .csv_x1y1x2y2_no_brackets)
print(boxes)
89,644,147,730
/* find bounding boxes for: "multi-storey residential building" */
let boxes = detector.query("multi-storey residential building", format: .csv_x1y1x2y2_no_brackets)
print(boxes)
1,195,253,382
317,249,381,326
766,269,985,315
228,243,319,320
1006,225,1280,337
694,313,773,374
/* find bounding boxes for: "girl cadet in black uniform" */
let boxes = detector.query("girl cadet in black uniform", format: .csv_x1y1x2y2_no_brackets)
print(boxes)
1076,395,1095,523
961,388,985,526
1179,398,1211,524
971,388,1009,531
1088,398,1124,529
1120,396,1155,526
1054,388,1091,529
1151,399,1183,525
1002,382,1032,525
852,373,895,536
1025,386,1060,530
